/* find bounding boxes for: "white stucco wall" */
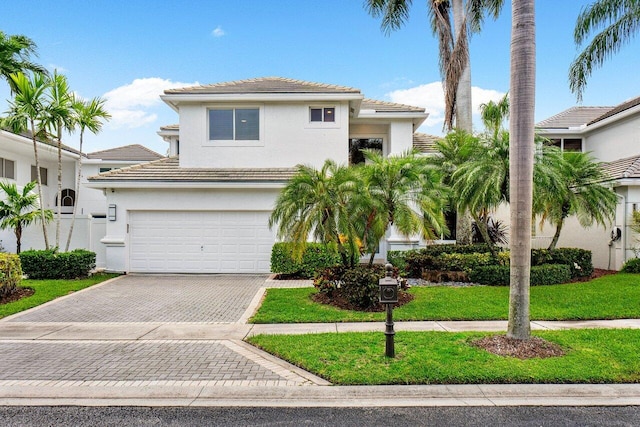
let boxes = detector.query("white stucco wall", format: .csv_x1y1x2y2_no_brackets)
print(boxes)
101,187,282,272
585,115,640,162
178,102,350,169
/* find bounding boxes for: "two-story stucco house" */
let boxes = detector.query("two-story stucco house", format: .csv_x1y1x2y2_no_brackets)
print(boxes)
533,95,640,270
0,129,163,268
87,77,434,274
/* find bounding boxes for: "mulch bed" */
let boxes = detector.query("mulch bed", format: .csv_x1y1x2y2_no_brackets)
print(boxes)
570,268,617,283
471,335,566,359
312,290,414,312
0,287,34,305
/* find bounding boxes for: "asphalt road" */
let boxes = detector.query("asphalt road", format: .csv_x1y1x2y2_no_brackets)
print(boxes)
2,406,640,426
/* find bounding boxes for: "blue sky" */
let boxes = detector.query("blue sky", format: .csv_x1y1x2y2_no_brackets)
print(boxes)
2,0,639,155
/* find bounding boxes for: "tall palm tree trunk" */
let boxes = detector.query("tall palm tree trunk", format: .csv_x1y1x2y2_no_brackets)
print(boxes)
30,118,49,250
507,0,535,340
56,127,62,249
65,132,83,252
452,0,473,245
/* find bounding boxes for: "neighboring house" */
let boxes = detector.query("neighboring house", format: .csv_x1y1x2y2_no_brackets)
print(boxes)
532,96,640,270
0,129,163,269
87,77,434,274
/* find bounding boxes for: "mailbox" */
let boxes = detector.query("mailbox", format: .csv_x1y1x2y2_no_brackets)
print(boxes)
379,264,398,304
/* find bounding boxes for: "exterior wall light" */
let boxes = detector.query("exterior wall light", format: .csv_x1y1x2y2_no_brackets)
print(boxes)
108,204,117,221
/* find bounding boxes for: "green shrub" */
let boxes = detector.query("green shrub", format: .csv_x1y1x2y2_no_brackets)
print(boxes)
19,249,96,279
434,252,493,272
531,248,593,278
0,253,22,298
404,244,497,277
470,264,572,286
387,250,415,277
314,264,400,309
621,258,640,273
270,242,341,278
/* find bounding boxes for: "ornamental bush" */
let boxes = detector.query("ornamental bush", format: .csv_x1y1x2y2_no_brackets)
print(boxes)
0,253,22,299
469,263,571,286
270,242,341,278
621,258,640,273
531,248,593,278
19,249,96,279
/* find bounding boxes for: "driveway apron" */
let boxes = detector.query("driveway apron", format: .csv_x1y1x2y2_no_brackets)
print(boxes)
0,275,326,390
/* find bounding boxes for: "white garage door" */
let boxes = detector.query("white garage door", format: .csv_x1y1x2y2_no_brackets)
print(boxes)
129,211,275,273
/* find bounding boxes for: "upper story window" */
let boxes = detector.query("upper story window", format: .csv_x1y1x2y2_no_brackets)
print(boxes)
31,165,47,186
547,138,583,152
0,158,15,180
310,107,335,123
209,108,259,141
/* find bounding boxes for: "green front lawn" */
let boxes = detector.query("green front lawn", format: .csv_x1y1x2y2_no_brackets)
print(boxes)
250,273,640,323
0,273,119,319
248,329,640,385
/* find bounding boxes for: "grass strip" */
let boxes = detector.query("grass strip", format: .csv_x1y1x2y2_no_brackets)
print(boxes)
250,273,640,323
0,273,119,319
248,329,640,385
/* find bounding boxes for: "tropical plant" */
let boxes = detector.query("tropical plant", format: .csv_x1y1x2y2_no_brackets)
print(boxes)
0,31,47,92
359,150,448,264
65,96,110,251
269,160,362,267
427,129,478,244
535,151,618,250
2,72,51,249
43,71,76,248
569,0,640,101
507,0,536,341
0,181,53,253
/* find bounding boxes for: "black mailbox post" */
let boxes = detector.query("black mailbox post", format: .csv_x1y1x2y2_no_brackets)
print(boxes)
379,264,399,358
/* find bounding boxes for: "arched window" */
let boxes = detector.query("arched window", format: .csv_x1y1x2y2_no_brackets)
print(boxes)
56,189,76,207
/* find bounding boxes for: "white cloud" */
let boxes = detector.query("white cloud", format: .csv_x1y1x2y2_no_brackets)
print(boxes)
211,26,225,38
48,64,67,73
386,82,506,134
103,78,197,129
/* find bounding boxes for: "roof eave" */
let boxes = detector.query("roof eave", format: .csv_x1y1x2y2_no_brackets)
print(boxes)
586,104,640,132
85,180,287,190
160,92,364,107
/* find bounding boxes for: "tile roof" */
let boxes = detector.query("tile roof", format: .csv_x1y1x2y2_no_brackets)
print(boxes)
159,124,179,131
361,98,425,113
164,77,361,95
602,155,640,180
588,95,640,125
536,106,612,129
412,133,440,153
88,157,297,182
87,144,164,161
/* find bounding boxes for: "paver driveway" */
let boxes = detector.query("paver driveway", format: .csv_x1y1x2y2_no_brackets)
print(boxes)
0,274,325,388
7,274,269,323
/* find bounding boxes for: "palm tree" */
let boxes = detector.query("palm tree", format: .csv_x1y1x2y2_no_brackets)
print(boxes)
0,31,48,92
569,0,640,101
536,151,618,250
426,129,477,242
507,0,536,341
269,160,362,267
365,0,504,244
2,72,51,249
359,150,448,264
43,71,75,248
0,181,53,253
65,96,111,251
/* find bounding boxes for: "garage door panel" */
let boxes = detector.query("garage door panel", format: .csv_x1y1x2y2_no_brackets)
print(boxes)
129,211,274,273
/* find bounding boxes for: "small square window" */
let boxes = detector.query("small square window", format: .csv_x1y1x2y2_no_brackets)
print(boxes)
310,107,336,123
31,165,48,186
0,158,15,179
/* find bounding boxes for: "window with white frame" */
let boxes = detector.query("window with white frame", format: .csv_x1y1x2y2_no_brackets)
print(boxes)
31,165,47,185
209,108,259,141
0,158,15,179
310,107,335,123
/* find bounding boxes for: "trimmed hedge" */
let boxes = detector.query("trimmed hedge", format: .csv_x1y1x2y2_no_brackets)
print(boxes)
621,258,640,273
531,248,593,278
469,263,572,286
403,244,501,278
270,242,341,278
0,253,23,298
19,249,96,279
